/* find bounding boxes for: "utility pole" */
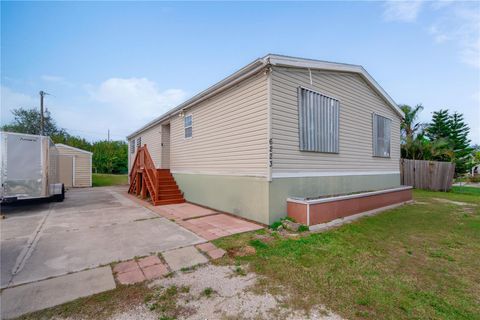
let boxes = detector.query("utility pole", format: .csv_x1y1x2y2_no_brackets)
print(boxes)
39,91,45,135
108,129,110,142
39,91,49,136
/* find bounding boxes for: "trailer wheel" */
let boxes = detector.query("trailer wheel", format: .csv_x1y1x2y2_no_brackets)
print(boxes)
54,184,65,202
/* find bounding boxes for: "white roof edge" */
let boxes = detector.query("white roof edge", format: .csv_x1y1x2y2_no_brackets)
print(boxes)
55,143,93,155
127,54,403,138
266,54,403,118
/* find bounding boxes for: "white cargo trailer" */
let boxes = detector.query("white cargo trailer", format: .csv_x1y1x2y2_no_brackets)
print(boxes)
1,132,65,203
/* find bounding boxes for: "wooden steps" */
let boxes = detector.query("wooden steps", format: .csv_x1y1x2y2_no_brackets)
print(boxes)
153,169,185,205
128,146,185,206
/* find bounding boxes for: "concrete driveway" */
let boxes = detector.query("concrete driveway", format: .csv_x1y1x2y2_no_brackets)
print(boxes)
0,187,204,289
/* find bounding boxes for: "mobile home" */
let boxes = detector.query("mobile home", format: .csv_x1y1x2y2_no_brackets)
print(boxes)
128,54,405,225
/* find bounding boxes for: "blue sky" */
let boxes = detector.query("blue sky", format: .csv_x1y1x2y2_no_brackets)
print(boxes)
1,1,479,143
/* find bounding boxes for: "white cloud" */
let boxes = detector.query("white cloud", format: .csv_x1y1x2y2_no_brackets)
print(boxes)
427,6,480,69
82,77,187,139
0,86,37,124
88,77,187,122
1,79,187,141
383,0,423,22
428,26,450,43
384,1,480,69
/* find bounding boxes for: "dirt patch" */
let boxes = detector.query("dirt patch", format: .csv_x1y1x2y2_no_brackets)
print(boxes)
433,198,477,206
227,245,257,257
106,264,342,320
254,233,275,243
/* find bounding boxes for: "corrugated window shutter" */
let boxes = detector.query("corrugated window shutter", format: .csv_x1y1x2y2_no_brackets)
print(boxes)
136,137,141,148
372,114,391,157
298,87,339,153
130,140,135,154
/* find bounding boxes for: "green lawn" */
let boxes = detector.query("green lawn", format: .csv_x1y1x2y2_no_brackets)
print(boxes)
450,185,480,196
214,189,480,320
92,173,128,187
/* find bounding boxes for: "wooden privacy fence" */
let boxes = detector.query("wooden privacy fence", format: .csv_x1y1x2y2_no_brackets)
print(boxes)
400,159,455,191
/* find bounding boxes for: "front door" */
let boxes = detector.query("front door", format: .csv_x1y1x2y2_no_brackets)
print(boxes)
161,124,170,169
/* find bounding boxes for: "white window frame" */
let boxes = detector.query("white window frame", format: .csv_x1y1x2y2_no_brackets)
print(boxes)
372,113,391,158
184,114,193,139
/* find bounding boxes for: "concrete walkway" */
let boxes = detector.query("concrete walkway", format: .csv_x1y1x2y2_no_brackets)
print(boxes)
124,191,263,240
0,187,263,319
1,187,204,289
1,267,116,320
0,187,207,319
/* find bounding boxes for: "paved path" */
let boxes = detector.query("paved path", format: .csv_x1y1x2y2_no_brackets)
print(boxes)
0,186,264,319
1,267,116,320
124,191,264,240
1,187,204,289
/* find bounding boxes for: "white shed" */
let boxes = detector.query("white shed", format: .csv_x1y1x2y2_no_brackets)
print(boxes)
56,144,92,188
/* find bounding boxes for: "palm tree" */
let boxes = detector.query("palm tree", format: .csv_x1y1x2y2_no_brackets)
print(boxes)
400,104,424,142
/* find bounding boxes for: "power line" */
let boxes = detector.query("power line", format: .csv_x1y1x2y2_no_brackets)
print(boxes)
63,127,126,140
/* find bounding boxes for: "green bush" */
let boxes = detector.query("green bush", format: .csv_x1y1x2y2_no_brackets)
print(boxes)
468,175,480,183
298,225,310,232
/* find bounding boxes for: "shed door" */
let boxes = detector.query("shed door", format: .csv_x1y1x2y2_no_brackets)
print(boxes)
58,155,73,188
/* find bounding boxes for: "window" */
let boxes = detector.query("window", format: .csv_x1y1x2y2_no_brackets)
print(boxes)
130,140,135,154
298,87,339,153
184,114,192,138
372,114,391,157
136,137,141,148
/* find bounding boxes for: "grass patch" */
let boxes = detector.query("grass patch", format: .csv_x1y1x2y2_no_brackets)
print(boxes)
450,186,480,195
234,266,247,276
214,189,480,320
144,285,192,319
92,173,128,187
200,287,216,298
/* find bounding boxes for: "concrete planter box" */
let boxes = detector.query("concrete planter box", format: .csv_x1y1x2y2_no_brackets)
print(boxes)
287,186,413,227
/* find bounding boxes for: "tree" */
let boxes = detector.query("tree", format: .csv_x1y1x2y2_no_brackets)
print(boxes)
400,104,424,142
449,112,473,174
400,104,425,159
92,140,128,174
1,107,65,136
423,109,472,174
401,132,453,161
2,107,128,174
425,109,450,141
51,133,92,152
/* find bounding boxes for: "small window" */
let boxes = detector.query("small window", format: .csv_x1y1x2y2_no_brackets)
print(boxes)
184,114,192,138
136,137,141,148
372,114,391,157
130,140,135,154
298,87,339,153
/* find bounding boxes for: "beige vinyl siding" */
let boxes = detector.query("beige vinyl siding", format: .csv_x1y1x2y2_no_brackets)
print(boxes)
128,122,163,173
169,71,269,177
74,156,91,186
271,66,401,175
56,145,92,187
